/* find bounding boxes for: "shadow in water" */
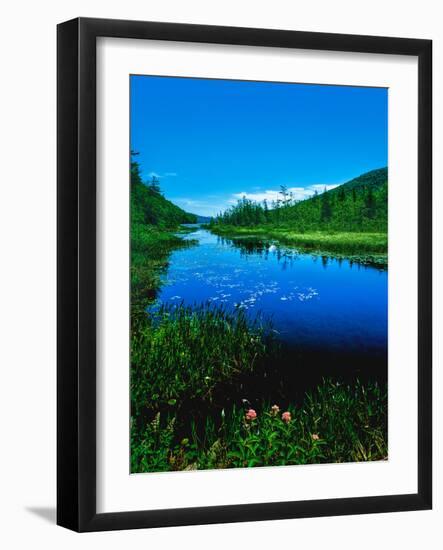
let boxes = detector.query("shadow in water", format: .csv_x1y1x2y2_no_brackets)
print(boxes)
220,234,387,271
26,506,56,524
218,344,387,412
170,342,388,442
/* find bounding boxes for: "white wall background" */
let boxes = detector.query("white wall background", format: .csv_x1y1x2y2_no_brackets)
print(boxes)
0,0,440,547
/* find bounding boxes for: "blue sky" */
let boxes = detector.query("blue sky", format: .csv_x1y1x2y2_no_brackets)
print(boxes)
130,75,387,217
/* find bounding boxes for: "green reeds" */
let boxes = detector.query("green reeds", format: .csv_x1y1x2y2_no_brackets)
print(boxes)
131,224,197,313
131,303,276,416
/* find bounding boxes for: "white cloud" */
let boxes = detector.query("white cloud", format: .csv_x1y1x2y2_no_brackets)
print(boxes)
230,183,339,205
307,184,340,194
169,183,341,217
147,171,178,179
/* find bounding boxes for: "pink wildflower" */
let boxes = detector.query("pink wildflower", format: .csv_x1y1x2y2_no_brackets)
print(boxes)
271,404,280,416
281,411,292,423
311,433,320,441
245,408,257,421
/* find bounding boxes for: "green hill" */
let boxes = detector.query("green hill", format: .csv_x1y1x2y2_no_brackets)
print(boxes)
276,167,387,232
130,154,198,310
331,167,387,193
195,215,213,224
131,157,196,229
213,167,387,233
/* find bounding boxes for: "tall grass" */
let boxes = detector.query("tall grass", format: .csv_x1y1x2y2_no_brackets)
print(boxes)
131,304,277,416
131,224,197,313
210,225,387,255
131,378,387,472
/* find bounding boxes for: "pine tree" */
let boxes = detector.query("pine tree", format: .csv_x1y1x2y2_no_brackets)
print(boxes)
263,199,269,222
364,186,376,218
320,187,332,222
130,150,143,186
148,175,161,194
280,185,289,206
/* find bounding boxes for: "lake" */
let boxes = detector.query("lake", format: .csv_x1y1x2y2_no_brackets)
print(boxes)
152,226,388,391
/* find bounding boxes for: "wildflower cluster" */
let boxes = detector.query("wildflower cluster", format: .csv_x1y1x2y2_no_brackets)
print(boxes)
244,404,292,424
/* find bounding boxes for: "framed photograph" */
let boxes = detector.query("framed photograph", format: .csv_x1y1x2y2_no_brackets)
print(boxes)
57,17,432,532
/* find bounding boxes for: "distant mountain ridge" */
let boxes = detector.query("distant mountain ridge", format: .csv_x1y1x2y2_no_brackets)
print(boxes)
194,215,213,224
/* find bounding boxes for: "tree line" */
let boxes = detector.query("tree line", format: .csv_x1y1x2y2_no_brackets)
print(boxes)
211,168,387,233
131,151,196,228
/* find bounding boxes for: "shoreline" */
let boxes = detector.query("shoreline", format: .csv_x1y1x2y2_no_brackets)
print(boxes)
208,225,387,267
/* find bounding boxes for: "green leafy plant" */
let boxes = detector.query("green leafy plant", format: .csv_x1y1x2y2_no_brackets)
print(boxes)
131,379,387,473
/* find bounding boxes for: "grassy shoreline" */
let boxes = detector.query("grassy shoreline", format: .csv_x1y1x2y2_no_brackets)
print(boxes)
209,225,387,266
131,224,198,314
130,225,388,472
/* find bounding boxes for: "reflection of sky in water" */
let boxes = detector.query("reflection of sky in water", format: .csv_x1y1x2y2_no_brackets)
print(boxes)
153,228,388,353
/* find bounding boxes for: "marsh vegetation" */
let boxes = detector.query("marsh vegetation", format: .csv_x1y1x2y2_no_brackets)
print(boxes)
130,155,388,472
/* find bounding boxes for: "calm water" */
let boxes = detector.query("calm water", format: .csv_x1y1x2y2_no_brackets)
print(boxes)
154,226,388,385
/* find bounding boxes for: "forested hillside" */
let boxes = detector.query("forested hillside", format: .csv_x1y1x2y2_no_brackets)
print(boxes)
131,152,196,229
212,168,387,233
130,153,198,313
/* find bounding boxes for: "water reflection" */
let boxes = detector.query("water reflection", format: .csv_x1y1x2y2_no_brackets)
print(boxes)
152,227,387,380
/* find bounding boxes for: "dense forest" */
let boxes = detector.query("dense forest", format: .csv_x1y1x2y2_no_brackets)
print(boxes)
211,168,387,233
131,151,196,229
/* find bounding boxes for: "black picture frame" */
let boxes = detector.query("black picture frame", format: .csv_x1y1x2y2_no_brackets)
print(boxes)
57,17,432,532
